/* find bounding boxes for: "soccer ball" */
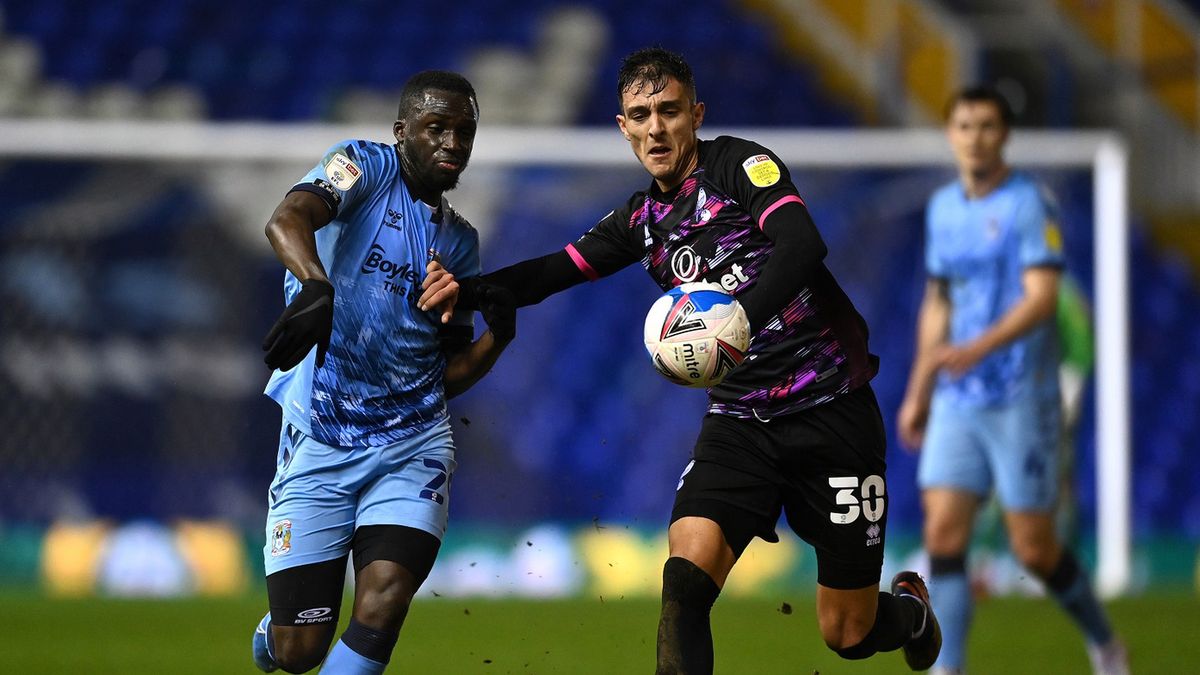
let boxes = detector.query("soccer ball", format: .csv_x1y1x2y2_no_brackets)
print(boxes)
643,282,750,388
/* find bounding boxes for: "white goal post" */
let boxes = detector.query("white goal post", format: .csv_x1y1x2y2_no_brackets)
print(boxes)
0,120,1132,597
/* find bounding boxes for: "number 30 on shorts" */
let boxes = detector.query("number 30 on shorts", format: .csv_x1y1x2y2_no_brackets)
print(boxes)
827,475,885,525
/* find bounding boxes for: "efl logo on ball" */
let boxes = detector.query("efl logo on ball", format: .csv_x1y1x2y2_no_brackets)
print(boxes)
643,282,750,388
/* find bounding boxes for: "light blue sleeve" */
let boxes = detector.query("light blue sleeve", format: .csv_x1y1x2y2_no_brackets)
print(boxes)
1015,184,1065,268
924,195,947,278
293,140,378,218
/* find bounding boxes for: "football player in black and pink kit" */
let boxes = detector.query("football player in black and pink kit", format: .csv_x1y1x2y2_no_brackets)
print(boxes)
420,47,941,673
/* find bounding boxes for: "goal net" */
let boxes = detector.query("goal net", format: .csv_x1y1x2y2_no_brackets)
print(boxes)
0,120,1130,597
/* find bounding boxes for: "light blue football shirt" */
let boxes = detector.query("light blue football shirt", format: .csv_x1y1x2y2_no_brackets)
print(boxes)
925,171,1064,408
265,140,479,447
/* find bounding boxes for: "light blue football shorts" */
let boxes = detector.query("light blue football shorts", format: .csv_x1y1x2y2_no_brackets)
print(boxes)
917,392,1062,511
263,418,456,576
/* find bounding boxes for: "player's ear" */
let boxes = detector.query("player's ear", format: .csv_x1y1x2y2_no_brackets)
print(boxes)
393,120,405,144
692,102,705,130
616,114,631,140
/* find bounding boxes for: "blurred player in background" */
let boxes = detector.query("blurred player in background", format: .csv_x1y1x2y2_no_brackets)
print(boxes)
253,70,515,674
896,85,1128,675
422,47,940,673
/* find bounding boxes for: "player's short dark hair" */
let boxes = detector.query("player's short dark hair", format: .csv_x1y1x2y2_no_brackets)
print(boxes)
616,47,696,109
397,70,478,120
944,85,1015,126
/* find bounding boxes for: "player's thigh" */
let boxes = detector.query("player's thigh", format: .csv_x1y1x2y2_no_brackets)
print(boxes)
265,423,371,576
357,418,457,542
266,555,347,655
918,395,992,497
779,386,889,591
672,414,785,562
985,395,1061,512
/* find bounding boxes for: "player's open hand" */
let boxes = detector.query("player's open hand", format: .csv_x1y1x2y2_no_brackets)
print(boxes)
263,278,334,371
478,283,516,345
420,260,459,324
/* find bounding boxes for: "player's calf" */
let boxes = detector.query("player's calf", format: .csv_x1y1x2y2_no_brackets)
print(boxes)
657,556,721,675
271,624,338,673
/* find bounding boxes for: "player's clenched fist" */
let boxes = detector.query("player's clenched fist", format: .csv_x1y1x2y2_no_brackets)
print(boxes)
262,278,334,370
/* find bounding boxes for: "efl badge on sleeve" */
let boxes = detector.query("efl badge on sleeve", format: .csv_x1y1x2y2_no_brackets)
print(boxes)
271,519,293,557
1044,219,1063,253
742,154,781,187
324,153,363,191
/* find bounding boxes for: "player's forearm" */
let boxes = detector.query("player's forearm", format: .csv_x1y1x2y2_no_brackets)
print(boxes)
472,250,587,309
969,288,1057,357
905,289,950,401
964,267,1059,358
443,333,509,398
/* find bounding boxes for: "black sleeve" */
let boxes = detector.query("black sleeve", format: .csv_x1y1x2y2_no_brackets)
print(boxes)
461,202,642,309
736,201,828,330
466,250,588,308
706,136,827,330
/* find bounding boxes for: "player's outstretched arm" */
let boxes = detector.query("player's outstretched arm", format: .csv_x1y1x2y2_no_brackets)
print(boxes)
443,283,516,398
419,250,589,317
262,191,336,370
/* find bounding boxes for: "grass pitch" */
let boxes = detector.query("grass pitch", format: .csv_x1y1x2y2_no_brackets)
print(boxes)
0,591,1195,673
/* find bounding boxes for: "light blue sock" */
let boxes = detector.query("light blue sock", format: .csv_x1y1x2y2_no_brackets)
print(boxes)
319,637,387,674
929,570,972,670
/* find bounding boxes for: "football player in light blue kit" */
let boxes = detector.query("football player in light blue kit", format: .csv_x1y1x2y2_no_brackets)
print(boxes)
251,70,516,674
897,86,1128,675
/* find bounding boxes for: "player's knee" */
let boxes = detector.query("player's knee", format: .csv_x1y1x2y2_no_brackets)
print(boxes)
273,627,335,673
1008,530,1058,574
923,520,968,556
1013,542,1058,576
661,557,720,610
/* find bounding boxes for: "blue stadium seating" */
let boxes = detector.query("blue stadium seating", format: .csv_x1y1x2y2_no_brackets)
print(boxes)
3,0,858,124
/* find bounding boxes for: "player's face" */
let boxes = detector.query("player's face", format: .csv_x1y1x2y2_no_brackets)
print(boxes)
394,89,479,199
946,100,1008,179
616,78,705,191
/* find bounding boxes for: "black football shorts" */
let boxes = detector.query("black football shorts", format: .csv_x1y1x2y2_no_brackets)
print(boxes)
671,384,889,590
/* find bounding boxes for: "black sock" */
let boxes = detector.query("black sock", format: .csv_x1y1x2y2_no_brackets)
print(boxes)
340,618,399,665
657,557,721,675
834,592,922,660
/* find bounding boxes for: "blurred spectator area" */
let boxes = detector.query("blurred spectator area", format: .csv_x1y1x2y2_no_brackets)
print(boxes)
0,1,1198,547
0,0,857,125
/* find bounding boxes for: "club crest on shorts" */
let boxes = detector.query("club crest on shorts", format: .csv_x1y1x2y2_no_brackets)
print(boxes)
271,519,292,557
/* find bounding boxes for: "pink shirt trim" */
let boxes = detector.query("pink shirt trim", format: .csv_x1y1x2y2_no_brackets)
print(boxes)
565,243,599,281
758,195,805,230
